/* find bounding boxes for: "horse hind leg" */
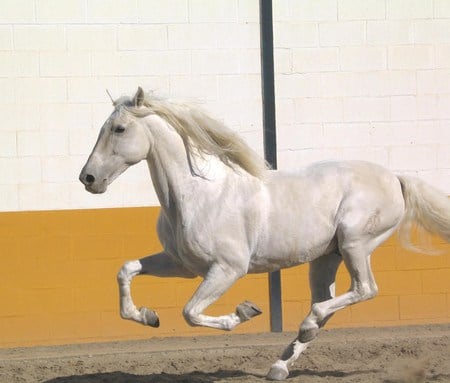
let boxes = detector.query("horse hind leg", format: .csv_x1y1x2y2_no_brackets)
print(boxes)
267,252,342,381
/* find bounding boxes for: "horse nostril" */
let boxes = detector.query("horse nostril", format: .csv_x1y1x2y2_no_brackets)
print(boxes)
85,174,95,184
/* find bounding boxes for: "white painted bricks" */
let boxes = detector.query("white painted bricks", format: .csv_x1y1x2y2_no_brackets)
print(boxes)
1,0,449,212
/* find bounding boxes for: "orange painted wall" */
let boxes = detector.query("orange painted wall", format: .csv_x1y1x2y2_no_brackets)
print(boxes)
0,207,449,348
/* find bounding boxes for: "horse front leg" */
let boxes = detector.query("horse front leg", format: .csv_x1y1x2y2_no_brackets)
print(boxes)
117,252,195,327
182,263,262,331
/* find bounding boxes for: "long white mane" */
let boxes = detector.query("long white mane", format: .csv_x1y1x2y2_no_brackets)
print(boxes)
115,93,268,179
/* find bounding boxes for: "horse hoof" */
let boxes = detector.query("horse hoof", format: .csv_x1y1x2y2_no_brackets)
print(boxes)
236,301,262,321
140,307,160,327
266,362,289,381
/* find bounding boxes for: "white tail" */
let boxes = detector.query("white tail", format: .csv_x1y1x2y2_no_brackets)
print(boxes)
397,175,450,253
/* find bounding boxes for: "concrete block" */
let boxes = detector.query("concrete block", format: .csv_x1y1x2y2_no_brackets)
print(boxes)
67,25,117,51
168,75,216,101
277,123,323,150
413,121,441,145
0,185,18,211
39,52,91,77
322,123,371,148
91,52,122,77
39,103,91,131
0,0,35,23
390,95,417,121
276,73,322,98
294,97,343,123
16,78,67,104
138,0,188,23
237,0,258,23
272,0,290,21
87,0,138,23
189,0,237,22
168,23,217,50
417,95,437,120
387,0,433,19
399,294,446,319
292,47,339,73
217,74,260,101
215,23,259,49
388,45,434,70
321,71,414,98
118,77,169,97
14,25,65,50
343,97,390,122
367,21,413,45
275,99,295,125
0,52,39,77
239,48,261,74
389,145,437,171
340,46,387,71
41,130,69,157
68,77,118,103
274,22,318,48
19,183,70,211
69,129,99,156
338,0,385,20
36,0,85,23
0,79,15,103
118,25,167,51
0,103,39,132
437,94,450,119
437,145,450,168
191,49,240,75
274,48,292,74
414,20,450,44
17,131,40,156
118,51,191,76
319,21,365,46
0,131,16,157
436,45,450,69
0,26,12,50
370,121,416,147
17,157,41,184
434,0,450,18
42,156,73,183
289,0,337,21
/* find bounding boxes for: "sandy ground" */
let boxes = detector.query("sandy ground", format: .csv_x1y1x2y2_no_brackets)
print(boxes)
0,324,449,383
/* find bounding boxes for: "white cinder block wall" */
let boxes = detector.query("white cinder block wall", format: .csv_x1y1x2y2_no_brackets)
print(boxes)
275,0,450,193
0,0,449,212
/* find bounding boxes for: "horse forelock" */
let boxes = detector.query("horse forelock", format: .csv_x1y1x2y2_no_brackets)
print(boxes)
114,92,267,179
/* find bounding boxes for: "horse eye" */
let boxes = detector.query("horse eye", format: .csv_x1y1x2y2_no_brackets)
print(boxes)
114,126,126,134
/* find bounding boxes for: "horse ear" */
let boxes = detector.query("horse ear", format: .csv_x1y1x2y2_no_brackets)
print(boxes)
134,87,145,107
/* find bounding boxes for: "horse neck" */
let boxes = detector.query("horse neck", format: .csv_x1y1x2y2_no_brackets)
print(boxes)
144,116,221,221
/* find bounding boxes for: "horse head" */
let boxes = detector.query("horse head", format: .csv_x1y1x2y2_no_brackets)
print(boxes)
79,87,152,194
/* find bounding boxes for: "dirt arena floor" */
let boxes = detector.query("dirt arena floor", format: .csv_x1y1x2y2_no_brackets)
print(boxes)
0,324,449,383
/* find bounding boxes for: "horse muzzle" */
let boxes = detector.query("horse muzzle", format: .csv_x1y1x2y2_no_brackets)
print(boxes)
79,170,108,194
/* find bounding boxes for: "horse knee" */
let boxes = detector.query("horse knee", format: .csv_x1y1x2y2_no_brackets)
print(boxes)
117,260,142,284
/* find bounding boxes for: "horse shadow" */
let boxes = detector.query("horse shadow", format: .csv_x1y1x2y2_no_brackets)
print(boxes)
43,367,385,382
43,370,263,383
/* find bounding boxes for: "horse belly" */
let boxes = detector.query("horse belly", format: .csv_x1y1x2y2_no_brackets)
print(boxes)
249,217,338,273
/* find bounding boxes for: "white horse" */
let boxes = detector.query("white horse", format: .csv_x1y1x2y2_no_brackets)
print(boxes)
80,88,450,381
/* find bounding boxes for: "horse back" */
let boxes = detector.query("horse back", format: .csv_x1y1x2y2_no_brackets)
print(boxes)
250,161,404,272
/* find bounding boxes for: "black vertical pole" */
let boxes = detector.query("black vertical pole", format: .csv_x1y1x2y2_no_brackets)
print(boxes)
259,0,282,333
